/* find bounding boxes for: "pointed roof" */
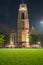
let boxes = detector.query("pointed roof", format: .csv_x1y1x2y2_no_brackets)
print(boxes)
22,0,24,4
31,26,37,34
19,0,27,11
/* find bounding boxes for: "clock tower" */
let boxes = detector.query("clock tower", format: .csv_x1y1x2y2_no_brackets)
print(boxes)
17,2,30,47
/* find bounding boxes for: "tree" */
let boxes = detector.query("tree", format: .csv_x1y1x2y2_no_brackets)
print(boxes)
29,34,39,45
4,33,10,45
0,34,4,44
40,34,43,47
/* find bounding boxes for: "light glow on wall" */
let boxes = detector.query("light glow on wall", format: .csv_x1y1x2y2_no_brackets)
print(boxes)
10,41,13,45
22,33,26,41
19,7,27,11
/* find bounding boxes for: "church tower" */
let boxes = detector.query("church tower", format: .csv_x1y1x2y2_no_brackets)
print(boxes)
17,1,30,47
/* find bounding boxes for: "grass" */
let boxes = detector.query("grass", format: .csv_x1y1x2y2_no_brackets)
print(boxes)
0,48,43,65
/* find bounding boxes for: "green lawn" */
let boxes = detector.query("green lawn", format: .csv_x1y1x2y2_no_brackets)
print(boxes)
0,48,43,65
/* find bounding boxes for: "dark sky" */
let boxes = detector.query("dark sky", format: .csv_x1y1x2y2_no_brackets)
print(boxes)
0,0,43,33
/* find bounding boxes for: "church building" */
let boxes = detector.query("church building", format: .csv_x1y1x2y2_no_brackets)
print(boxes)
9,1,30,48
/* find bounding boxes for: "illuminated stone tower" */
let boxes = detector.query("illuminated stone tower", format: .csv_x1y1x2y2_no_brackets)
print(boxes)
18,2,30,47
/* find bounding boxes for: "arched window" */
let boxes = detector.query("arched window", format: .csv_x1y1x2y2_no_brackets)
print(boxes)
21,13,24,19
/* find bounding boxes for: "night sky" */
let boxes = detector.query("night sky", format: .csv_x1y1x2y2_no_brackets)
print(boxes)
0,0,43,33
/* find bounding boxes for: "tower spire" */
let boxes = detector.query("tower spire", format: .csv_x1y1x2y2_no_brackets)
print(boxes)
22,0,24,3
